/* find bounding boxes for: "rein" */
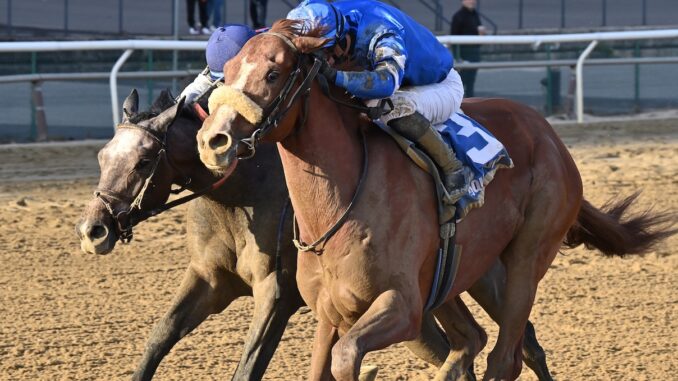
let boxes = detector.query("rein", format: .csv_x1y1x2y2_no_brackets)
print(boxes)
95,121,227,244
292,127,369,254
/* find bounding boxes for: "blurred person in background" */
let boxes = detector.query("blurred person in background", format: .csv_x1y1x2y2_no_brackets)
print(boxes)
207,0,225,32
450,0,486,97
250,0,268,29
187,0,210,35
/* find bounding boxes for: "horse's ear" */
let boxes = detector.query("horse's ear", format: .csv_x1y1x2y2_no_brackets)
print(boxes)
153,96,185,133
122,89,139,122
293,36,331,54
151,89,175,112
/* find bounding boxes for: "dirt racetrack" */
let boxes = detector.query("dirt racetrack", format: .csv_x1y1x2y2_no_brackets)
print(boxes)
0,118,676,380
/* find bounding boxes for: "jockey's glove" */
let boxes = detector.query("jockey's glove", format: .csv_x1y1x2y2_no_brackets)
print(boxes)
179,68,213,104
319,59,338,83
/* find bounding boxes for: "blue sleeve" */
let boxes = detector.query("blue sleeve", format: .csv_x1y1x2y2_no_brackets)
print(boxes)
335,67,397,99
334,33,407,99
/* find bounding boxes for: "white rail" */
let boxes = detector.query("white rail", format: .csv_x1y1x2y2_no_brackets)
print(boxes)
0,29,677,126
439,29,678,123
0,40,208,126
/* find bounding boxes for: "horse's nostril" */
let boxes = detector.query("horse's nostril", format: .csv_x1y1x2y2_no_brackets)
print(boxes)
88,224,108,240
208,133,231,152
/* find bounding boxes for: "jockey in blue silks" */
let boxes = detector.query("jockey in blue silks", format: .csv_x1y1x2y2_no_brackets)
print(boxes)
288,0,469,203
180,24,257,104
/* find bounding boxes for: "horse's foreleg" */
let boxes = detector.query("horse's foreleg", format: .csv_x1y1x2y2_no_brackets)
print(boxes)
132,265,239,381
403,312,450,367
330,290,420,381
232,271,302,381
310,317,340,381
468,261,553,381
433,297,487,381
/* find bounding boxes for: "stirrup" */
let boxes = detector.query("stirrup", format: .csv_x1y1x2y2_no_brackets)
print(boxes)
442,167,471,205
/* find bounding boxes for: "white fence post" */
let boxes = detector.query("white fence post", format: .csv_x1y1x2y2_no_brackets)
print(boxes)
576,40,598,124
110,49,134,127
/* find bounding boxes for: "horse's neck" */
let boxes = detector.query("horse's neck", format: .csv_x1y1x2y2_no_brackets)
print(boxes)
170,116,288,209
278,87,364,241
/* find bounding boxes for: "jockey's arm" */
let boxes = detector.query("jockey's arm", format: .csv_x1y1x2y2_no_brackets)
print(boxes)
333,34,407,99
178,66,218,104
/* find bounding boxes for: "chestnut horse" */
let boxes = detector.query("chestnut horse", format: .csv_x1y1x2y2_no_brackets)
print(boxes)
76,90,554,380
197,21,673,380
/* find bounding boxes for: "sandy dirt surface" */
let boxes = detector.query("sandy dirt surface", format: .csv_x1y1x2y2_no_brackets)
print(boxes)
0,119,676,380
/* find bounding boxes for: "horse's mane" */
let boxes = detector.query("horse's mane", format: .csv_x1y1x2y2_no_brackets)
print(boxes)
128,89,198,124
269,18,328,40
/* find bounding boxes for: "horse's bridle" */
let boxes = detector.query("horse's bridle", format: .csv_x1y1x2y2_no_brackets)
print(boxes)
94,120,226,244
236,39,322,159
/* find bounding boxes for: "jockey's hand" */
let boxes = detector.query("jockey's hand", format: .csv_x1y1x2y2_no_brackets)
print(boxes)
179,72,212,104
319,59,338,83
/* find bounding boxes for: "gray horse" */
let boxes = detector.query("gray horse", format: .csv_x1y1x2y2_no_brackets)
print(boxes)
76,90,552,380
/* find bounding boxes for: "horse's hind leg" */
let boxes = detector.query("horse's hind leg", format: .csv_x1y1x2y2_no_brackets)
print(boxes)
433,297,487,381
468,260,553,381
521,321,552,381
484,194,571,380
482,250,540,381
132,264,242,381
232,271,303,380
330,290,421,381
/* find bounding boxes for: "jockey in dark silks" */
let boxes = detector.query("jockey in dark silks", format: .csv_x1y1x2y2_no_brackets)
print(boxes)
288,0,470,203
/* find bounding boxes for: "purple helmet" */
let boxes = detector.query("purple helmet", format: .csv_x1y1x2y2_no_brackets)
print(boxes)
206,24,256,79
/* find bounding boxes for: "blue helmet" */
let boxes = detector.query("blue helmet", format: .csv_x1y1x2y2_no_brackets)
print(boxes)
206,24,256,79
287,0,346,47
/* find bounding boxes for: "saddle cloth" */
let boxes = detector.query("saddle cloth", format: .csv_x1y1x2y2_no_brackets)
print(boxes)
436,112,513,219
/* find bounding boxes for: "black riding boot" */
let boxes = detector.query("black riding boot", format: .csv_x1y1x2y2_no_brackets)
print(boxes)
388,111,469,204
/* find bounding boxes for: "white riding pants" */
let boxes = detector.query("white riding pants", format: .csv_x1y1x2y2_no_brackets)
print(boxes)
367,68,464,125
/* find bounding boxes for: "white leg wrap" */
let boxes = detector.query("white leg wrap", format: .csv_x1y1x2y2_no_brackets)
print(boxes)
366,69,464,125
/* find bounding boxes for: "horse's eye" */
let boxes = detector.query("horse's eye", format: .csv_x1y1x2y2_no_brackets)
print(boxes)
135,159,152,171
266,70,280,83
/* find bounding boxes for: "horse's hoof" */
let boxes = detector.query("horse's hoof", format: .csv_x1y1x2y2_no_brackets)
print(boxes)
359,365,379,381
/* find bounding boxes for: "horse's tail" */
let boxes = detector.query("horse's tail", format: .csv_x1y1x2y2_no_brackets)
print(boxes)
563,193,676,257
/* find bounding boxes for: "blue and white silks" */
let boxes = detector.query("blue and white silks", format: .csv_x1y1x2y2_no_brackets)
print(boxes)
436,113,513,219
288,0,453,99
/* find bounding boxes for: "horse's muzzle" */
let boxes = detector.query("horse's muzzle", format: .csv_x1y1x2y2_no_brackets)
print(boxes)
75,218,117,255
198,129,237,170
